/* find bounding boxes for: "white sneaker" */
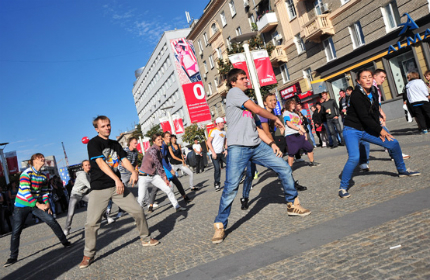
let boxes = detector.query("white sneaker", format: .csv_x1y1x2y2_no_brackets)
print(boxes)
106,209,111,216
63,229,69,236
148,204,159,209
116,212,123,219
107,216,115,224
402,153,410,159
359,163,369,172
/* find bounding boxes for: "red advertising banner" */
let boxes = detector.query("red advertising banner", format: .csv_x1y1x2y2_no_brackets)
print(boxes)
159,117,172,133
182,81,212,123
172,115,185,134
206,123,216,135
0,151,19,176
280,83,301,100
228,53,252,89
252,50,277,87
298,91,313,100
137,138,151,154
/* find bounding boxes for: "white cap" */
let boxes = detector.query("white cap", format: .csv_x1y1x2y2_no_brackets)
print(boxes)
215,117,224,124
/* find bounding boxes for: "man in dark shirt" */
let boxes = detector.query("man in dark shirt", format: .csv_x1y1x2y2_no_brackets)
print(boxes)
321,91,345,148
79,116,158,269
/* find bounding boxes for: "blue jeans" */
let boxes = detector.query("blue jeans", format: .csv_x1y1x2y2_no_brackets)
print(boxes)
242,161,256,199
214,142,297,228
340,126,406,190
323,122,333,146
10,206,67,259
359,126,392,165
326,118,344,146
212,153,227,186
306,124,316,146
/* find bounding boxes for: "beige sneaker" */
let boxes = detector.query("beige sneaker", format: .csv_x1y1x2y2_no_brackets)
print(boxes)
287,197,311,216
141,238,159,247
79,256,94,269
212,222,225,244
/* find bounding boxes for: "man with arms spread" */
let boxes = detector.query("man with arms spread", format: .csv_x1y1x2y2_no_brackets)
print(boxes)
212,69,311,244
79,116,158,269
207,117,228,192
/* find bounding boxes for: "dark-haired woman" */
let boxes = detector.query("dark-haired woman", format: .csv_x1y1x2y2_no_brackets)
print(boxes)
339,70,420,199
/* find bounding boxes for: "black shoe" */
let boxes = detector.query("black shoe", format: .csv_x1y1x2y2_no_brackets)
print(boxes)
240,198,249,210
4,258,17,267
294,180,307,191
331,145,338,149
148,206,153,213
184,195,193,204
63,241,72,248
190,187,200,191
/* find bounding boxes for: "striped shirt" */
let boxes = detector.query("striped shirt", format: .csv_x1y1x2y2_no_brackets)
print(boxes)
15,166,49,207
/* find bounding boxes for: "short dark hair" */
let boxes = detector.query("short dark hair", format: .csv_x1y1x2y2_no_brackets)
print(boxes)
339,89,345,93
424,70,430,77
93,115,110,128
357,69,373,80
81,159,90,165
373,69,386,76
171,134,177,140
152,133,162,142
263,93,276,102
227,68,246,89
162,131,171,138
127,137,137,146
346,86,353,91
194,137,199,141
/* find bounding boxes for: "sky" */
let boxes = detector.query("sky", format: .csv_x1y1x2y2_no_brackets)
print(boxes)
0,0,207,169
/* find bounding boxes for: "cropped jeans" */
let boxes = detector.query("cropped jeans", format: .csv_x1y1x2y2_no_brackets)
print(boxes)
214,142,297,228
340,126,406,190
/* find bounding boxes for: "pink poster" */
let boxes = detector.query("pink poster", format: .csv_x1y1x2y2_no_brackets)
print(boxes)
170,38,201,84
172,115,185,134
252,50,277,87
159,117,172,133
182,82,212,124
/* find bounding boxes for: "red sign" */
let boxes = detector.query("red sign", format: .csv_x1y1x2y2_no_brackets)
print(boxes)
182,81,212,123
159,117,172,133
172,115,185,134
137,139,151,154
298,91,313,100
280,83,301,99
229,53,252,89
206,123,216,135
0,151,19,176
252,50,277,87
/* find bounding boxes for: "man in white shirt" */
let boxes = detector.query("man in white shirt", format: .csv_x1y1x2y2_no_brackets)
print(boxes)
207,117,228,191
192,138,204,173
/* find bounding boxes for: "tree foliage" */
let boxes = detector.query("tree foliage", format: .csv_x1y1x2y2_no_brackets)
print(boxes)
182,123,206,145
144,124,163,139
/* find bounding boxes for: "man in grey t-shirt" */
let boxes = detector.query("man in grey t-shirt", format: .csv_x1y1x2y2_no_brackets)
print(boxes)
212,69,312,244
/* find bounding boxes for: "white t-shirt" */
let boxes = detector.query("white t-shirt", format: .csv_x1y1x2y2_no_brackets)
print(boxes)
193,144,202,156
209,128,226,153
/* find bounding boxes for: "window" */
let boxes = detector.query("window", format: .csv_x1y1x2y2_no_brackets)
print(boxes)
203,61,208,73
208,83,213,96
285,0,297,20
209,55,215,69
303,68,313,88
216,47,222,59
211,23,218,35
314,0,323,15
226,36,232,49
236,26,242,36
198,40,203,52
294,34,305,54
203,32,209,46
249,14,256,31
280,64,290,84
214,78,218,88
349,21,365,48
229,0,236,17
220,11,227,26
323,37,337,62
381,1,401,33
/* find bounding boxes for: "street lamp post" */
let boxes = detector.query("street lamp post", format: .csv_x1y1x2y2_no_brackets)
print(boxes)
231,32,264,108
0,142,10,185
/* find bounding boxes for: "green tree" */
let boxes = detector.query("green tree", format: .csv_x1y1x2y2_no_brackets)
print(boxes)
182,123,206,144
144,124,163,139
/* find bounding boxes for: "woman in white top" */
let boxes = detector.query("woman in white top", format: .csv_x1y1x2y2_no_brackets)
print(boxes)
405,72,430,134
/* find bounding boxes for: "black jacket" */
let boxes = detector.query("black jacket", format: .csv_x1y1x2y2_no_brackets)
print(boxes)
344,86,382,136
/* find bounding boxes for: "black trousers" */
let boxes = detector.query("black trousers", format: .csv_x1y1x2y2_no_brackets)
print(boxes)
412,101,430,130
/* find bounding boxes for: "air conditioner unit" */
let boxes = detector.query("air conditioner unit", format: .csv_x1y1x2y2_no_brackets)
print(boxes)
274,34,283,41
243,0,249,7
321,3,330,14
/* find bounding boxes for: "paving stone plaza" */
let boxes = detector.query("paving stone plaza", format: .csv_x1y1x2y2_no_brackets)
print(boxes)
1,119,429,280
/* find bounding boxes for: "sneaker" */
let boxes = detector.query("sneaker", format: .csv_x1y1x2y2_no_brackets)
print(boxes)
253,171,259,180
106,209,111,216
152,203,159,209
402,153,410,159
212,222,225,244
215,185,221,192
287,198,311,216
339,189,351,198
3,258,17,267
308,161,320,167
107,216,115,224
398,169,421,177
141,238,159,247
421,129,428,134
184,195,193,204
62,241,72,248
295,158,305,162
147,205,153,213
190,187,200,191
240,198,249,210
359,163,370,172
116,212,123,219
79,256,94,269
175,206,187,212
63,229,69,236
331,145,338,149
294,180,307,191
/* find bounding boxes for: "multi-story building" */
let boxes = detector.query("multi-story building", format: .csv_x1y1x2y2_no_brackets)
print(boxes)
133,28,193,135
188,0,430,120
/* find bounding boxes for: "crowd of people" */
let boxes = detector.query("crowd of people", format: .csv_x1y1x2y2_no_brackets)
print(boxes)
2,67,428,268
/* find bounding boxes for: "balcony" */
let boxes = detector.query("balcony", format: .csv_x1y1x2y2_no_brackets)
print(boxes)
303,15,335,42
256,12,278,33
270,45,288,66
217,81,228,94
208,29,221,44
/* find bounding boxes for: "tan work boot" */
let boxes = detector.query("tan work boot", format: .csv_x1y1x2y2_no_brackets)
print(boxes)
212,222,225,244
287,197,311,216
